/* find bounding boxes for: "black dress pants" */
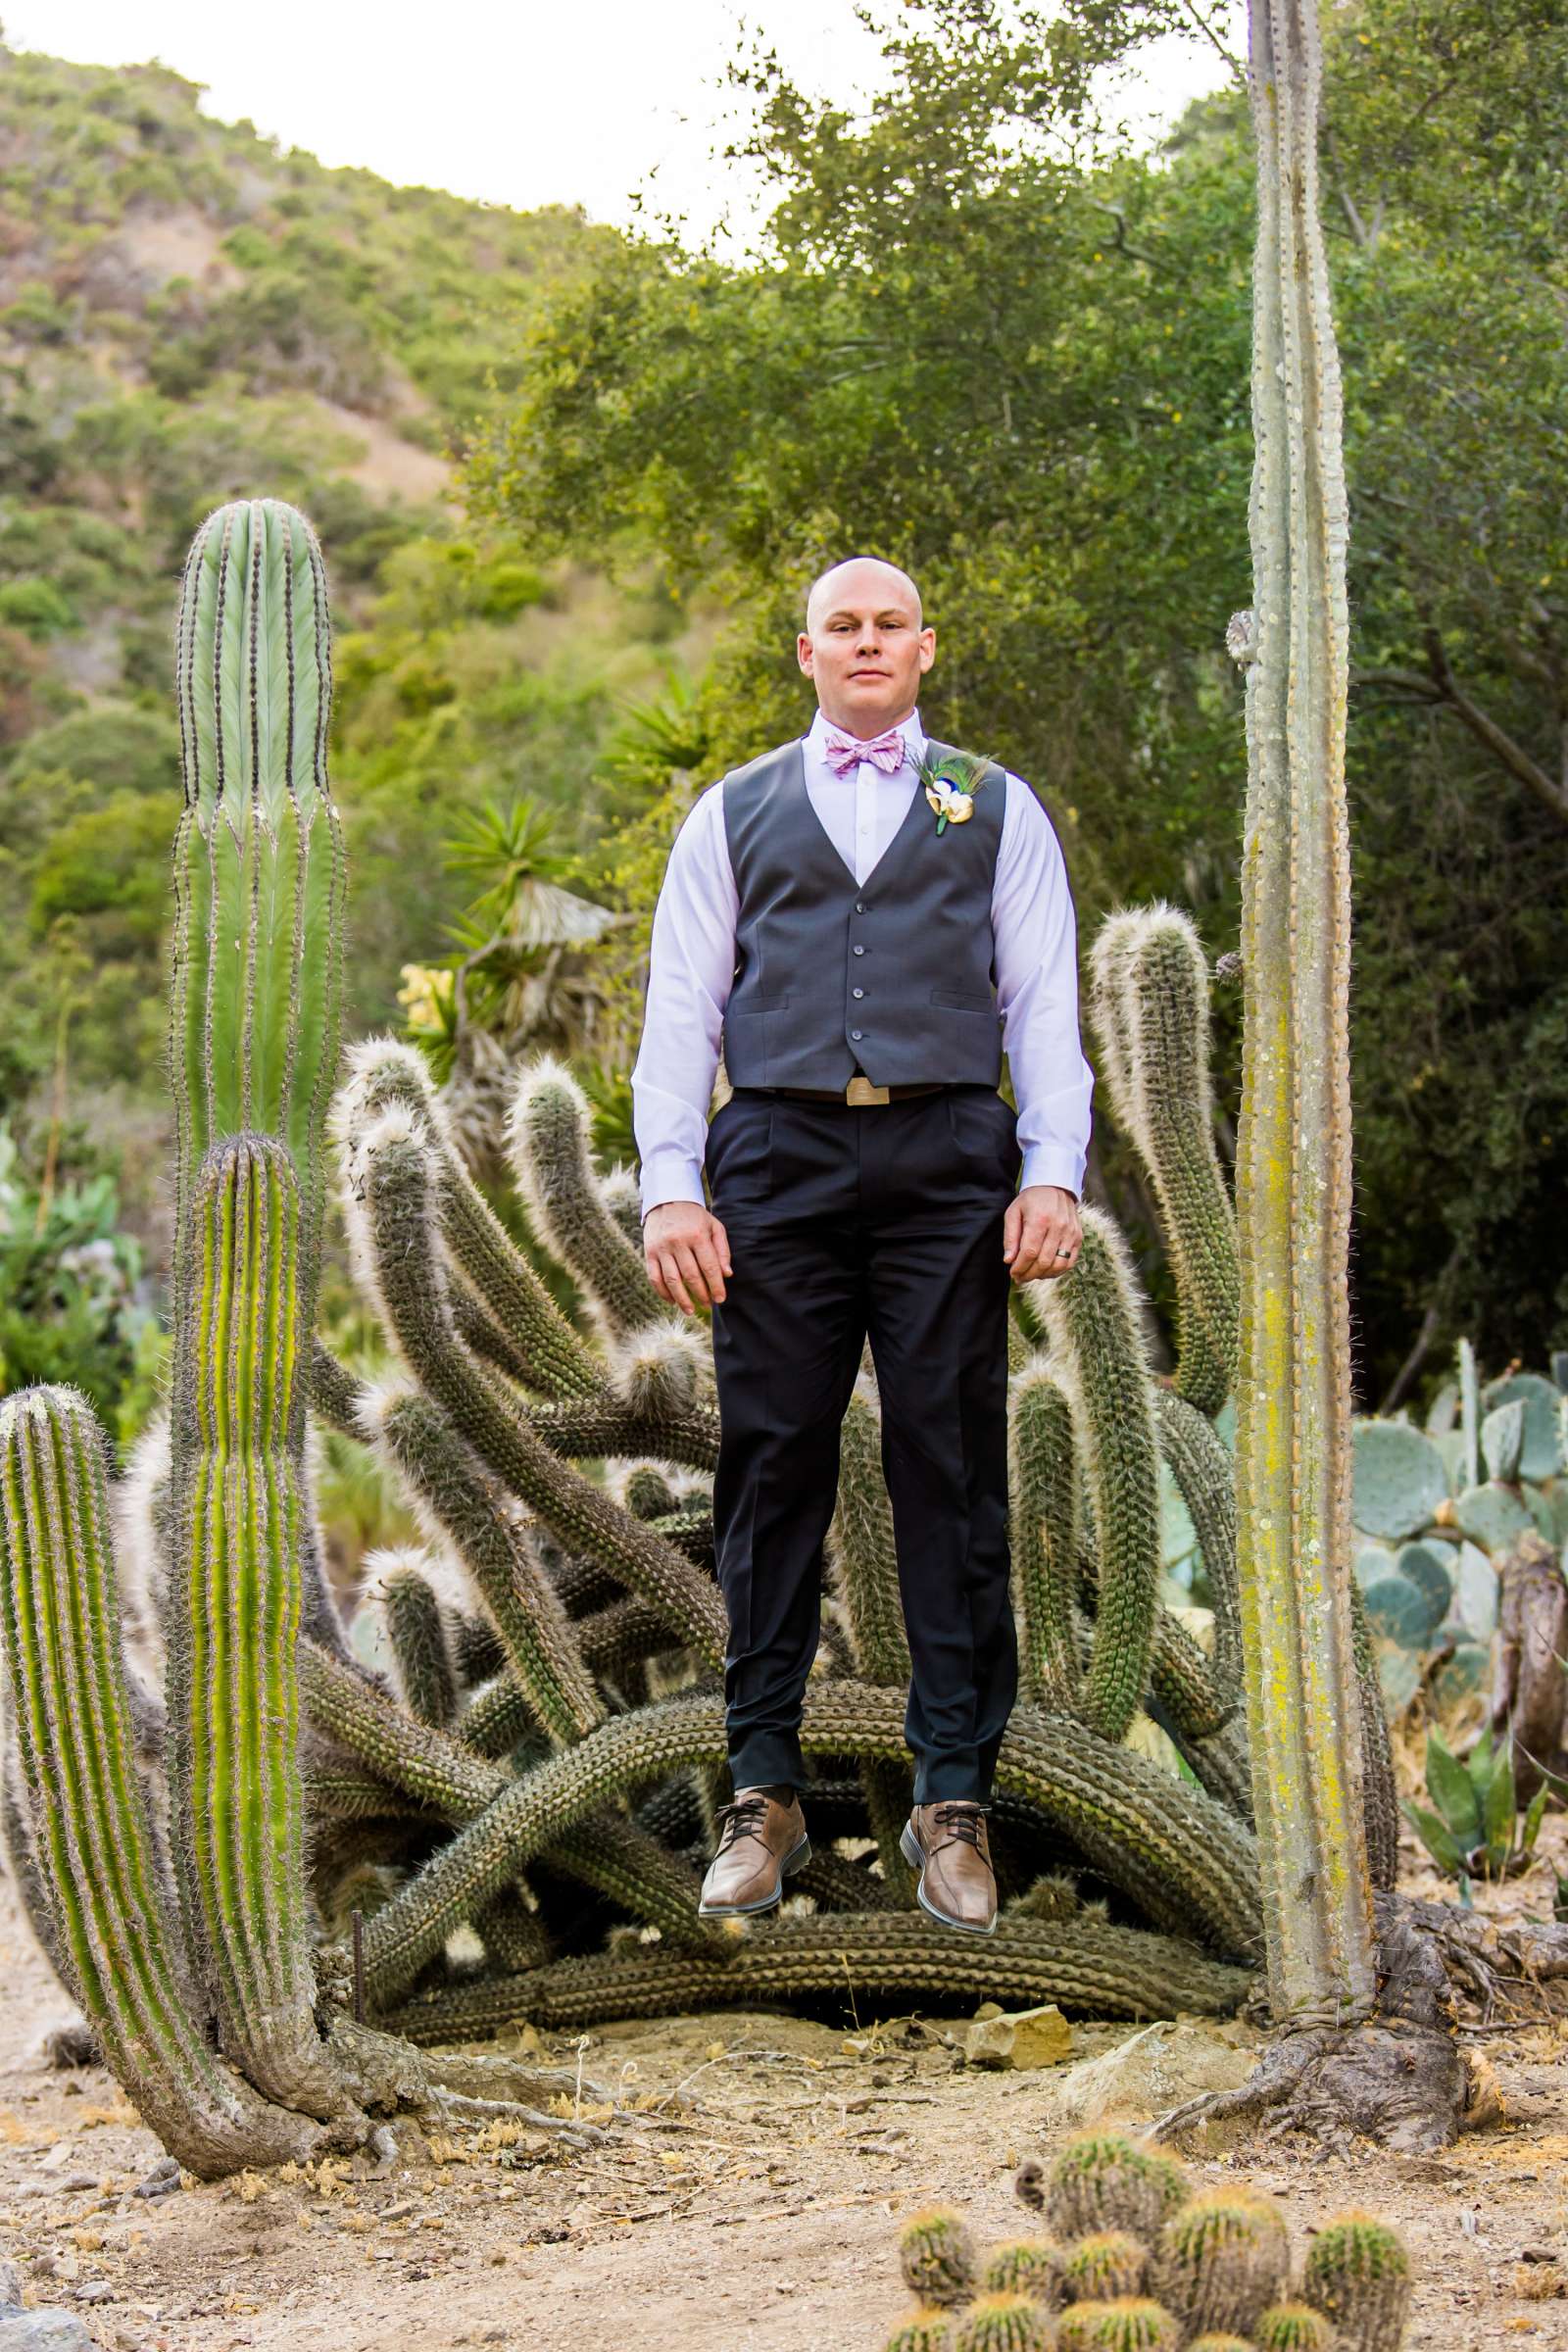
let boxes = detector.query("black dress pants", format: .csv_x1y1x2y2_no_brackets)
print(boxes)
705,1082,1021,1804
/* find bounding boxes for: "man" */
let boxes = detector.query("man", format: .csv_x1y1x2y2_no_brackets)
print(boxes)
631,556,1093,1935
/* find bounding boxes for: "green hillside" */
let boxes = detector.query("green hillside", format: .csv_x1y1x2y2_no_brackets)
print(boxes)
0,39,704,1141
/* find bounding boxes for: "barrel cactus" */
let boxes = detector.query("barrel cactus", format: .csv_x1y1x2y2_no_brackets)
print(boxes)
1061,2231,1149,2302
981,2242,1065,2307
1034,2134,1190,2247
1301,2214,1412,2352
954,2296,1055,2352
1057,2300,1179,2352
901,2210,978,2310
1152,2191,1291,2340
887,2316,956,2352
1254,2305,1333,2351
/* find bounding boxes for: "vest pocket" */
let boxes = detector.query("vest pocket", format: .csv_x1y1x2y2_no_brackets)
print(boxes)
929,985,996,1012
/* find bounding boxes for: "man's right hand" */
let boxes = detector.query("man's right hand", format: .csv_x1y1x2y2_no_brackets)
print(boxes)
642,1200,732,1315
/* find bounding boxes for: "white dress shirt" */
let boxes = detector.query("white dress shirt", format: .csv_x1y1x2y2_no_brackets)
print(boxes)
631,705,1095,1217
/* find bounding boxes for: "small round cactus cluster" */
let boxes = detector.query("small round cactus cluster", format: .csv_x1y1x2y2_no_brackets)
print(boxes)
883,2137,1414,2352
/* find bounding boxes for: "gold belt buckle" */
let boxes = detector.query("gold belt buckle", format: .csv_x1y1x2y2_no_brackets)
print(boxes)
845,1074,891,1105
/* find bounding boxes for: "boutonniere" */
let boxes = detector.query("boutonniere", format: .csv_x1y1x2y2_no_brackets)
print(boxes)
914,747,994,834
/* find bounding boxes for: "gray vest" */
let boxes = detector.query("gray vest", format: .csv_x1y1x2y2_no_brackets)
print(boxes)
720,735,1005,1089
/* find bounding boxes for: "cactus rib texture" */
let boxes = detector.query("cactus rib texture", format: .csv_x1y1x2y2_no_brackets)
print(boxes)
384,1909,1251,2041
1232,0,1377,2025
165,1136,344,2121
0,1389,318,2174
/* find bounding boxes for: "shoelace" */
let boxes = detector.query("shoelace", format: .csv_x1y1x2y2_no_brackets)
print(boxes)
928,1801,988,1854
715,1793,773,1852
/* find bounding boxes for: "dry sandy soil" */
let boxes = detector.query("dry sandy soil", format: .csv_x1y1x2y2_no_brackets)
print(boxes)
2,1862,1568,2352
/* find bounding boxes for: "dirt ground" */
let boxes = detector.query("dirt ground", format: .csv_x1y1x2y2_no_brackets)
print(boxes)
2,1861,1568,2352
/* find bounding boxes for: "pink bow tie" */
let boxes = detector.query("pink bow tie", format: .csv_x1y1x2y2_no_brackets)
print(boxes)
822,724,907,777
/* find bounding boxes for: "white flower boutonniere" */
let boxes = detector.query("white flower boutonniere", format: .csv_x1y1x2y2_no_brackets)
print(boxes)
915,748,994,835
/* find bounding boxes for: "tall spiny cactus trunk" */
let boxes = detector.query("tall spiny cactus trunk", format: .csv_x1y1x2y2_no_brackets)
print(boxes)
171,497,345,1321
1233,0,1374,2026
0,1391,318,2175
165,1134,346,2120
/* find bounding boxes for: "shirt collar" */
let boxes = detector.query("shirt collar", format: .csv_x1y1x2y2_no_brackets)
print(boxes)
806,705,927,768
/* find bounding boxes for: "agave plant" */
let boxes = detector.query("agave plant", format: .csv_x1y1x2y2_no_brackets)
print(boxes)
1403,1725,1549,1892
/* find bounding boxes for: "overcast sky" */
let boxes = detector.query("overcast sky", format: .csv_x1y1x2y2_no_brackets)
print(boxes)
5,1,1247,249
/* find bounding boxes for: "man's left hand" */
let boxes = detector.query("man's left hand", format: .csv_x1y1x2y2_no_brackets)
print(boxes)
1003,1185,1082,1284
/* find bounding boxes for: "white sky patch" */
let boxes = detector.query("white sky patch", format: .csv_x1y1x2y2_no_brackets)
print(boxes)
5,1,1246,249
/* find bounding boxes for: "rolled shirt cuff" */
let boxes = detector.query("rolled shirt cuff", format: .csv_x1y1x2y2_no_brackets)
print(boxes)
1019,1143,1084,1199
638,1151,707,1222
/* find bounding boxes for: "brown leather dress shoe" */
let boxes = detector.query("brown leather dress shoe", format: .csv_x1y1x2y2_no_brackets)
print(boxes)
900,1801,998,1935
698,1788,811,1917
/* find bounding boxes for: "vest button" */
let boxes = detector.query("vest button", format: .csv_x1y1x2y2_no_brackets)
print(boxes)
850,1028,863,1041
852,987,864,1000
856,901,867,912
853,945,865,956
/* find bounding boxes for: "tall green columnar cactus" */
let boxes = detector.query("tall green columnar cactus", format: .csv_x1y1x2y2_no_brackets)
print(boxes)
0,1390,318,2175
165,1132,345,2121
1231,0,1376,2026
1039,1212,1162,1743
171,499,345,1319
1089,907,1239,1416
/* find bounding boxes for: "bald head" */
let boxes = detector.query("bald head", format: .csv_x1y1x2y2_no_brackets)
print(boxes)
805,556,922,634
797,555,935,734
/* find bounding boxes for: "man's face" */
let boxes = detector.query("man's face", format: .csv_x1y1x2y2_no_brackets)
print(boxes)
797,564,935,736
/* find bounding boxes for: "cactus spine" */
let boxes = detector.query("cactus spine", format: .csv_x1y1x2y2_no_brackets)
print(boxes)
1231,0,1377,2023
886,2318,956,2352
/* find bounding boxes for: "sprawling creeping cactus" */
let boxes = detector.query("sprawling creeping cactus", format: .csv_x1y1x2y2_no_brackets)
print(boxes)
0,480,1398,2184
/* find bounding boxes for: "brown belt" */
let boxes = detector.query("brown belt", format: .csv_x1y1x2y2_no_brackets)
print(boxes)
733,1078,953,1107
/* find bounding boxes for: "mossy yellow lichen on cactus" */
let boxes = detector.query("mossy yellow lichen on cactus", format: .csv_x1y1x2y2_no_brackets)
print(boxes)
953,2295,1055,2352
1036,2132,1189,2247
980,2240,1064,2308
1057,2298,1179,2351
1254,2304,1333,2350
1061,2230,1148,2302
901,2209,978,2310
1152,2191,1290,2341
1301,2213,1412,2352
